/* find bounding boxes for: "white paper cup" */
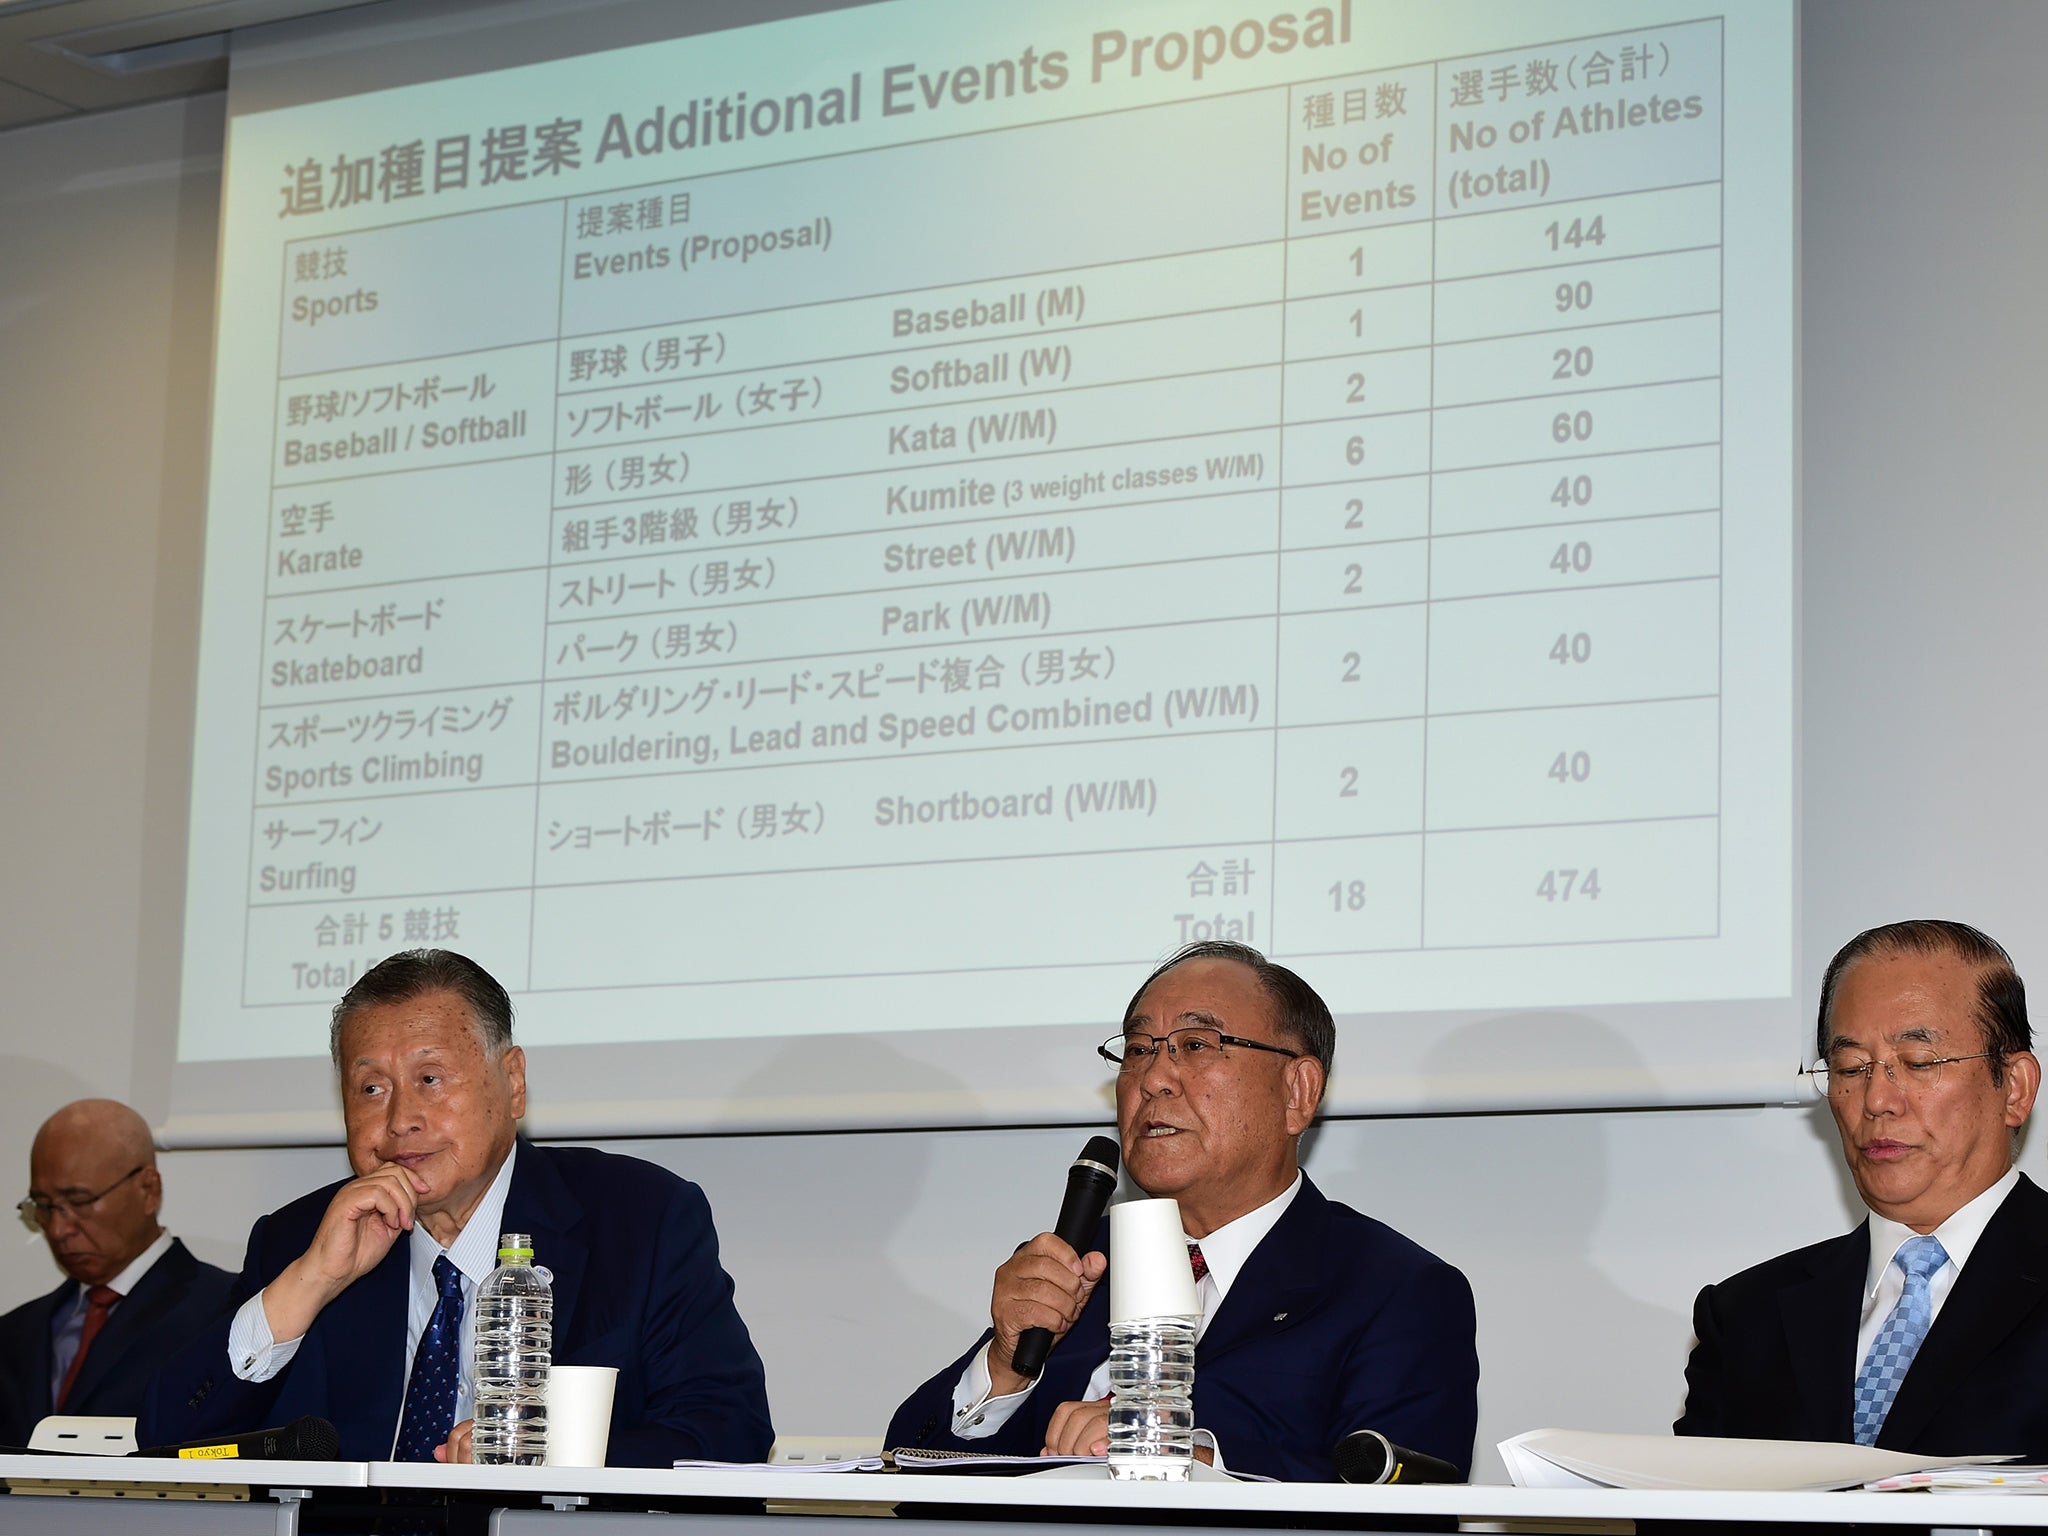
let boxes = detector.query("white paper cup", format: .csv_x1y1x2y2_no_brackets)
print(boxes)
544,1365,618,1467
1108,1197,1199,1324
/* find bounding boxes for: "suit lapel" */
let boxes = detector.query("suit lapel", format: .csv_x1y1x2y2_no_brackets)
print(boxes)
325,1232,412,1441
1195,1178,1324,1369
23,1281,72,1423
1774,1224,1868,1443
66,1242,195,1411
1880,1176,2048,1451
503,1142,587,1338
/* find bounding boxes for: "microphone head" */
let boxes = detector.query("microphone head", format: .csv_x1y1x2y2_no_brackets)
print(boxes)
1075,1135,1120,1177
1333,1428,1394,1484
1334,1429,1461,1485
280,1416,340,1461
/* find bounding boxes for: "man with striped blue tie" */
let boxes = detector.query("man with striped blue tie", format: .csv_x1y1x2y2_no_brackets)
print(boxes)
1677,920,2048,1455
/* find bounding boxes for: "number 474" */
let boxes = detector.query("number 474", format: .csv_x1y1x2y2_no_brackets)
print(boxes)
1536,867,1600,901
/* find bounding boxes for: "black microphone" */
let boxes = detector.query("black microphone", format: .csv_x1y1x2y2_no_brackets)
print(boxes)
1009,1134,1119,1380
1334,1428,1462,1485
134,1415,340,1461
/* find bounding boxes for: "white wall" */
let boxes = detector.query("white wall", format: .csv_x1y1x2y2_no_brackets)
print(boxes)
5,0,2047,1483
0,93,219,1273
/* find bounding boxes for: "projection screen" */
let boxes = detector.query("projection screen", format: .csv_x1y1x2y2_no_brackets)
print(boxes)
167,0,1797,1143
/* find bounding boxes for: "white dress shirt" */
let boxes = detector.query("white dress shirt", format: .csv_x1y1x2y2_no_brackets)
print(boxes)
1854,1163,2018,1377
48,1229,175,1400
227,1145,519,1451
951,1171,1305,1461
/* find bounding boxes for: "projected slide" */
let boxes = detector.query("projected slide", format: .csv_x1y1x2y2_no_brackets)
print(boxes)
182,0,1792,1084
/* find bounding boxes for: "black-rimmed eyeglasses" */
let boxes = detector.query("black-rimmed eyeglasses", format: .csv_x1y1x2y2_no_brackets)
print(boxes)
1098,1028,1301,1073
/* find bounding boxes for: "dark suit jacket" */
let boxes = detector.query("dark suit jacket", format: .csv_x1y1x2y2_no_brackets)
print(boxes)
0,1239,235,1446
138,1142,773,1466
1676,1174,2048,1455
886,1176,1479,1481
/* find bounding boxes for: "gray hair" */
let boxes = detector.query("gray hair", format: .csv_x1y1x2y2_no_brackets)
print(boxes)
329,949,514,1065
1124,941,1336,1077
1817,919,2029,1085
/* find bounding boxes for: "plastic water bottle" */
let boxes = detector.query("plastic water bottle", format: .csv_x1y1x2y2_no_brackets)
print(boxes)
1106,1316,1195,1480
471,1232,552,1465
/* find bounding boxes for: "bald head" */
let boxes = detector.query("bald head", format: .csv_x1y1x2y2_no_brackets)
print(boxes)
33,1100,156,1171
27,1099,163,1287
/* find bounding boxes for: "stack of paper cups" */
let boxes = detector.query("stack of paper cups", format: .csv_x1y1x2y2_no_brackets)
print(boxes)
1109,1198,1200,1322
543,1365,619,1467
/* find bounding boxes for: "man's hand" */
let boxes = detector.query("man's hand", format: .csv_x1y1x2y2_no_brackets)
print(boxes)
261,1163,426,1343
1043,1402,1214,1466
987,1233,1108,1397
1042,1396,1111,1458
433,1419,475,1464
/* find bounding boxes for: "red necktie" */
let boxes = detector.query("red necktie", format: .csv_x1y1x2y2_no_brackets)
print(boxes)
55,1285,120,1411
1188,1244,1209,1283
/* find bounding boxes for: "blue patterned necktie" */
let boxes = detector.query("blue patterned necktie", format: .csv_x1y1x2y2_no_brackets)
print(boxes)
394,1255,465,1461
1852,1234,1948,1446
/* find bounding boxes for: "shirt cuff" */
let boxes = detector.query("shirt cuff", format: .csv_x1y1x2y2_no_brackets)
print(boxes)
950,1341,1036,1438
227,1289,301,1382
1195,1427,1225,1472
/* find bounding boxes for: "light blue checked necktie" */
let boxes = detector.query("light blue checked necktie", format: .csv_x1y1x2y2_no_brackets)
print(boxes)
394,1255,465,1461
1852,1234,1948,1446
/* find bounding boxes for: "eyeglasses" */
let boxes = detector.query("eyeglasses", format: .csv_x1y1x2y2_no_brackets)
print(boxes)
1099,1027,1302,1073
17,1166,145,1233
1801,1051,1996,1098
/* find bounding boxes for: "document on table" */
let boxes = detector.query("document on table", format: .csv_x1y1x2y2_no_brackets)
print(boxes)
1499,1428,2015,1492
671,1449,1259,1481
893,1449,1103,1472
672,1455,884,1472
1865,1464,2048,1493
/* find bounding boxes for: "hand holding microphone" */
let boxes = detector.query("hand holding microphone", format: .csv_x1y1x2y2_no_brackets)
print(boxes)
988,1135,1118,1393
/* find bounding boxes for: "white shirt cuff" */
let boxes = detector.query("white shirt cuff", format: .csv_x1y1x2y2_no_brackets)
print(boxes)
1195,1427,1225,1471
950,1341,1036,1437
227,1289,301,1382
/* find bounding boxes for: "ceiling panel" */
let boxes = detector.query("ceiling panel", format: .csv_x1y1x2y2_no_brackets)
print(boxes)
0,0,388,131
0,71,68,128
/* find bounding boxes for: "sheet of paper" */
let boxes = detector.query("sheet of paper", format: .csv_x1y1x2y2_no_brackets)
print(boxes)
1867,1464,2048,1493
1497,1434,1607,1490
894,1449,1102,1472
1499,1428,2014,1492
671,1456,883,1472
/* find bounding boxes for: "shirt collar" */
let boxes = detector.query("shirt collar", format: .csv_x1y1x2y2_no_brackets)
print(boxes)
1183,1171,1303,1301
407,1141,519,1287
99,1230,175,1299
1863,1164,2018,1300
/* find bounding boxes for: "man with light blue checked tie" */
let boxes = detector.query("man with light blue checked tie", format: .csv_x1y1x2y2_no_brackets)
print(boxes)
1850,1234,1946,1446
1678,920,2048,1455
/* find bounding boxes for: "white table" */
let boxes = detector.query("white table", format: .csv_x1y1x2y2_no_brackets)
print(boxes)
6,1456,2046,1535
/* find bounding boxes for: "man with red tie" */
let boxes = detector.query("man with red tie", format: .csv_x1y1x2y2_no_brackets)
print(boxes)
886,942,1479,1481
0,1100,233,1445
